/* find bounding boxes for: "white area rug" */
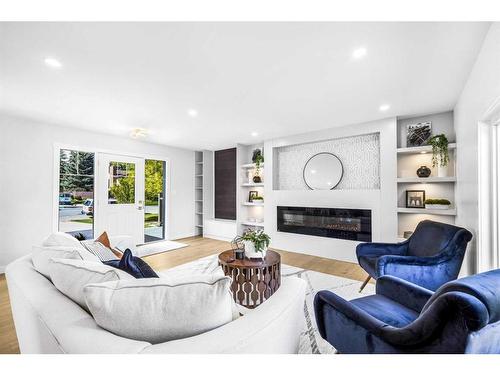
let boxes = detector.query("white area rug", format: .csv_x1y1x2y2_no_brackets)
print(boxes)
160,254,375,354
136,240,188,257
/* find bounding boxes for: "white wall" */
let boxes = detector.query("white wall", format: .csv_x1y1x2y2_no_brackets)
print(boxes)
264,118,397,263
454,23,500,275
0,113,195,271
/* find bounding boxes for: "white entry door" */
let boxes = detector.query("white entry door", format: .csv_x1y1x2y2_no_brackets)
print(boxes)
96,153,145,244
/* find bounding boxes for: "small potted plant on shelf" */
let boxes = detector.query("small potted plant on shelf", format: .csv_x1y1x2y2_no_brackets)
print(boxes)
424,198,451,210
252,148,264,183
251,196,264,203
234,229,270,259
427,134,449,177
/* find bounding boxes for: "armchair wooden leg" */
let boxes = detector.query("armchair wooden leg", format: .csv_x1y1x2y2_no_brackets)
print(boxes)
359,276,371,292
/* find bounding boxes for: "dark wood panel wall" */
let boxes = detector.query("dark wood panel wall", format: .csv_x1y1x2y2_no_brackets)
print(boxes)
214,148,237,220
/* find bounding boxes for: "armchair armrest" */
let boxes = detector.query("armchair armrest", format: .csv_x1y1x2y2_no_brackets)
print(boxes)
376,275,433,313
356,240,408,259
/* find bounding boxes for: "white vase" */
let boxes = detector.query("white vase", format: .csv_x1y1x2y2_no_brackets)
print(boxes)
243,240,267,259
437,156,448,177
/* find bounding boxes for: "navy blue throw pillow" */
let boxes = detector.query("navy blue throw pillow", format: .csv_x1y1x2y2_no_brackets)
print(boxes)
104,249,159,279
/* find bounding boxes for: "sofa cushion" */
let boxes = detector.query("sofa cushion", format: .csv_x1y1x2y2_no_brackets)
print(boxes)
48,258,133,310
84,274,237,344
32,245,100,279
104,249,159,278
42,232,84,248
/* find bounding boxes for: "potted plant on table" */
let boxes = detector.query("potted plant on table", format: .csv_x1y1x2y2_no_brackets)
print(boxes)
235,229,270,259
427,134,449,177
424,198,451,210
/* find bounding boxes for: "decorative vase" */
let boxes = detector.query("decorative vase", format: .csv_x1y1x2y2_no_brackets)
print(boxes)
243,240,267,259
437,156,448,177
253,175,262,183
246,170,253,183
416,165,431,178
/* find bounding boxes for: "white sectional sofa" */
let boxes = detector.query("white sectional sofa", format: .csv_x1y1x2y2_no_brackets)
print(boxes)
6,254,306,354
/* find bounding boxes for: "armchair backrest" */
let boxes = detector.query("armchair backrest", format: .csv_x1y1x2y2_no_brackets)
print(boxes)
407,220,472,257
422,269,500,324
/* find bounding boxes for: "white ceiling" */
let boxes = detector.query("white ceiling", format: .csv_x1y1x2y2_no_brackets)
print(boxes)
0,22,490,150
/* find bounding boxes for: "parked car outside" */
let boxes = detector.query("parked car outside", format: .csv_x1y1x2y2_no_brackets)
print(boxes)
59,193,72,206
81,199,93,215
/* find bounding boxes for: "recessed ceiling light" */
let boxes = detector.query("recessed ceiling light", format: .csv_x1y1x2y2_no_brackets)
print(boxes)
379,104,390,112
352,47,367,60
44,57,62,69
130,128,148,139
187,109,198,118
251,132,258,137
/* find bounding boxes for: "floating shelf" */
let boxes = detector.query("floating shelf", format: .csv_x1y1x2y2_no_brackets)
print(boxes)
397,177,456,183
241,183,264,187
195,174,203,177
241,163,264,169
195,212,203,215
397,207,456,216
195,199,203,202
397,143,457,154
241,221,265,227
242,202,264,206
195,187,203,189
195,224,203,228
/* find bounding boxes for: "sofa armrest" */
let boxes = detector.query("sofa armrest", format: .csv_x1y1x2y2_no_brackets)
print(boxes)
356,241,408,259
376,275,433,313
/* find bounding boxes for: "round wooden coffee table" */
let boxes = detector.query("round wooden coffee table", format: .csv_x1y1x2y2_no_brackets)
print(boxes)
218,249,281,309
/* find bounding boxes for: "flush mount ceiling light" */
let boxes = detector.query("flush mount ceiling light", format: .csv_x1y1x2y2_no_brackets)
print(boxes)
251,131,259,137
352,47,367,60
187,109,198,118
44,57,62,69
130,128,148,139
379,104,390,112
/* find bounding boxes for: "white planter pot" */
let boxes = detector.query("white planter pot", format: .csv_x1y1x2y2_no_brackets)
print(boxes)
243,240,267,259
425,204,451,210
437,156,448,177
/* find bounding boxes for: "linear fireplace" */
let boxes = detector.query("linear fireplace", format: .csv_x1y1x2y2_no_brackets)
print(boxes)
277,206,372,242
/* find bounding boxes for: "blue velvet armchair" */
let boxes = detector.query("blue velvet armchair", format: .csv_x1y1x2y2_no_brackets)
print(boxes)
356,220,473,291
314,270,500,354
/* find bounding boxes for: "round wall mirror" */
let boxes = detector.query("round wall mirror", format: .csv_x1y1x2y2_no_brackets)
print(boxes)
303,152,343,190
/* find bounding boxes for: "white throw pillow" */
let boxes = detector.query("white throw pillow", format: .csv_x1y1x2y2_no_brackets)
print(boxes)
84,274,236,344
48,258,133,310
42,232,84,248
32,245,84,279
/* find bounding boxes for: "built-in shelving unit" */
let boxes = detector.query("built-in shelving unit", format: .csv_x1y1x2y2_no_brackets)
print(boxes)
397,207,457,216
396,111,457,238
241,221,265,228
397,177,456,183
237,143,265,235
194,151,204,236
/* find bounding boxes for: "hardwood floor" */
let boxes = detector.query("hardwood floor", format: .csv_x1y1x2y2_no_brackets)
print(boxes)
0,235,368,354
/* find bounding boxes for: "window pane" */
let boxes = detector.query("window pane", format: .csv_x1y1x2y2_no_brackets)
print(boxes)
144,159,165,242
108,162,135,204
58,149,94,240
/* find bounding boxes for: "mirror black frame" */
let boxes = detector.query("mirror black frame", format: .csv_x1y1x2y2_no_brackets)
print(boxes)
302,152,344,190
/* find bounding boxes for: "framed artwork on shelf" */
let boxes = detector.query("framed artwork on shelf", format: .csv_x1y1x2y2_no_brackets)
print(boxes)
407,121,432,147
248,190,259,202
406,190,426,208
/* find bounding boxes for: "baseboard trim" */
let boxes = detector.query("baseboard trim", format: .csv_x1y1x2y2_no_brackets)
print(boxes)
203,234,232,242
